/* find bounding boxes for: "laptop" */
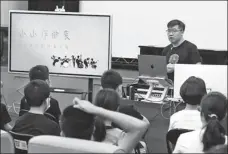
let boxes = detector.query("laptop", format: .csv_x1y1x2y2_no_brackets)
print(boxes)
138,55,172,87
138,55,167,77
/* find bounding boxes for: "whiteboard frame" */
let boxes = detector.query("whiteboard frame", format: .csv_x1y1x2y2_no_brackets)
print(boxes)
8,10,112,78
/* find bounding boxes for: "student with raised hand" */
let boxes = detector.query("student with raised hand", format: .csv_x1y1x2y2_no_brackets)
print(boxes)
168,76,207,131
12,80,60,136
19,65,61,124
61,97,149,153
173,92,227,153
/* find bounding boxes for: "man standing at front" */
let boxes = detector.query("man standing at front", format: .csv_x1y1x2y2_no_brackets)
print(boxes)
162,19,202,81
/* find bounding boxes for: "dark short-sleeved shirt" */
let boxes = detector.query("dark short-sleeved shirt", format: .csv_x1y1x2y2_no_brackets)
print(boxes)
19,96,61,124
162,40,201,81
0,103,11,130
12,112,60,136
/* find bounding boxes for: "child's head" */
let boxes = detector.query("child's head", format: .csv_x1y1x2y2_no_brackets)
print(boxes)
61,105,95,140
200,92,227,151
180,76,207,105
94,89,120,112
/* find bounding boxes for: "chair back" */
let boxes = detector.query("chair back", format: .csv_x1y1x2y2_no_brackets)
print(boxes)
28,135,120,153
0,130,15,153
166,129,193,154
9,131,34,154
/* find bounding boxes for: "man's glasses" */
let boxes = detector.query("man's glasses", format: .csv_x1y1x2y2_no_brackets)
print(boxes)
166,29,182,33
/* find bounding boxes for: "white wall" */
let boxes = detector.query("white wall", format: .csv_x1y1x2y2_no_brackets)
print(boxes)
1,1,28,27
80,1,227,58
174,64,227,99
1,1,227,58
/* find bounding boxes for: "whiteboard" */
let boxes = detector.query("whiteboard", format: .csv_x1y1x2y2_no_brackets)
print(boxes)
81,1,227,58
9,11,112,77
174,64,227,99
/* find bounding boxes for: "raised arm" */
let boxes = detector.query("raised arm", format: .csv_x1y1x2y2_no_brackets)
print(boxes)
73,97,149,153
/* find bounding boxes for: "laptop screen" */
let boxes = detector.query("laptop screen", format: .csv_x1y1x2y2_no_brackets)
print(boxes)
138,55,167,78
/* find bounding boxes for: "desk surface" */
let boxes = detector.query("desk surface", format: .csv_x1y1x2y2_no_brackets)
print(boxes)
50,87,88,94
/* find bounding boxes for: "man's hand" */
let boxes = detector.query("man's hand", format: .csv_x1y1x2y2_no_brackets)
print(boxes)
167,63,175,73
72,97,96,114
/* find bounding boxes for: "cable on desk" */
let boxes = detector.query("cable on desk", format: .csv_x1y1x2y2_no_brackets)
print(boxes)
127,77,140,86
160,100,174,119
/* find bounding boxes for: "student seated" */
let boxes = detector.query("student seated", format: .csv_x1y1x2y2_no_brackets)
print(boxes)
0,103,12,131
12,80,60,136
93,89,149,149
19,65,61,124
101,69,123,97
0,81,12,131
60,97,149,153
168,76,207,131
93,89,122,145
173,92,227,153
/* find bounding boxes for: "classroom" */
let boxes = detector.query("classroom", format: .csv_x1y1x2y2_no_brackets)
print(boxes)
1,1,227,153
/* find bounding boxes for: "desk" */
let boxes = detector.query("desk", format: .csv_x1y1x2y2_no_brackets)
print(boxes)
120,99,185,121
50,87,87,99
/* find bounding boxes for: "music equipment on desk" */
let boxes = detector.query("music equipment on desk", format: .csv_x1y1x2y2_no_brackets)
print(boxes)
127,78,174,104
126,78,184,120
129,53,176,103
136,54,174,103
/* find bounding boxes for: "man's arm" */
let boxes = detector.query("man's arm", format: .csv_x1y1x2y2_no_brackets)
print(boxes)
167,63,175,73
189,45,202,64
162,46,169,56
162,46,175,73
